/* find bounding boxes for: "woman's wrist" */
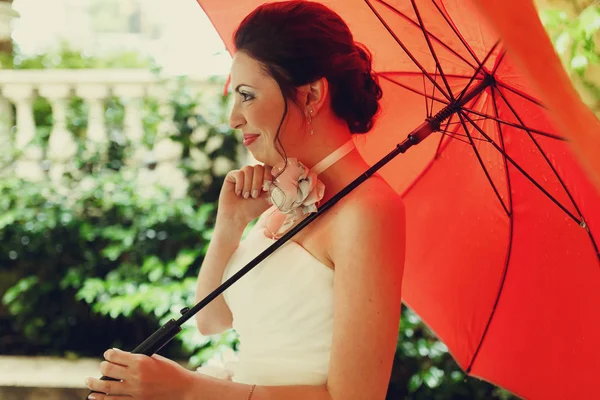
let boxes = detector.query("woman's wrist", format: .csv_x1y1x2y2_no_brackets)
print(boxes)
215,213,248,235
182,369,205,400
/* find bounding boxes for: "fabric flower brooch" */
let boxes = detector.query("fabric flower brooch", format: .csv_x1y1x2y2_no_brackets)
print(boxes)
263,158,325,239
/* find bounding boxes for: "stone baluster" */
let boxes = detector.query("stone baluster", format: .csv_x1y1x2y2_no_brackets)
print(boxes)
147,85,176,141
2,84,43,180
39,84,78,163
113,84,146,166
0,91,12,145
76,84,109,153
113,84,145,143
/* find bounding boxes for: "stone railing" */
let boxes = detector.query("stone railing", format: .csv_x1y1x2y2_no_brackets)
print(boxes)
0,69,225,182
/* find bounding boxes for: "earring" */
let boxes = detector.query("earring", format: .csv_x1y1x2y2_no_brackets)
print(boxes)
307,108,314,135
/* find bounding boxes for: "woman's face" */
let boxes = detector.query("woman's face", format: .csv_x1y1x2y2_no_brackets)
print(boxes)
228,51,306,166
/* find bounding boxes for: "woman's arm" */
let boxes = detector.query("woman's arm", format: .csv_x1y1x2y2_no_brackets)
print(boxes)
324,192,405,400
186,375,332,400
194,215,245,336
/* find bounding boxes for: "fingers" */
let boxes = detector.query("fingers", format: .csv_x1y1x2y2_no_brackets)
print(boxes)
104,348,139,368
241,166,254,199
251,165,266,199
85,377,129,398
87,395,131,400
263,165,273,193
225,170,244,196
151,353,181,368
99,360,128,381
228,165,272,198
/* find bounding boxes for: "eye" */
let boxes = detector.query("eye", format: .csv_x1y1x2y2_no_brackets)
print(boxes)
240,91,255,102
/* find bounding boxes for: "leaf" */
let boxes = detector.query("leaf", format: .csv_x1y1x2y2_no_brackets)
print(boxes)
2,276,39,305
579,5,600,36
76,278,106,303
167,249,198,278
423,366,445,389
571,54,589,71
555,31,572,55
0,210,16,230
59,268,84,289
148,267,163,282
142,256,163,274
102,244,124,261
408,374,423,393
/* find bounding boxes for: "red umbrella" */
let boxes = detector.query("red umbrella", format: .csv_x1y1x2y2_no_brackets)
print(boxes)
192,1,600,398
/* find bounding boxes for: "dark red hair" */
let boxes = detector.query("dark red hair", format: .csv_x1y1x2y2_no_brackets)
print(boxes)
233,0,382,138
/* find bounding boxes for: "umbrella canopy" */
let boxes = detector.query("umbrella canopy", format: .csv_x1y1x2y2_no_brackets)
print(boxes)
195,0,600,398
476,0,600,192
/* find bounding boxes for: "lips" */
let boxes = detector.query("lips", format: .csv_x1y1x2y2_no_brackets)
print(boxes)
243,134,260,146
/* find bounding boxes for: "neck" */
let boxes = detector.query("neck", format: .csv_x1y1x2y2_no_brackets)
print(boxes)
299,119,369,203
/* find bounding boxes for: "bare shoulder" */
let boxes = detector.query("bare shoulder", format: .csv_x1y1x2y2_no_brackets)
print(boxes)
336,174,404,229
328,175,405,260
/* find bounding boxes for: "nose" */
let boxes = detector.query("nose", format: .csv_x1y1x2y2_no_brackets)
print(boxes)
228,101,246,130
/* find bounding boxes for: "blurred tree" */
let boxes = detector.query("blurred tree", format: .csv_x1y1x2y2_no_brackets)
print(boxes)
537,0,600,116
0,0,17,56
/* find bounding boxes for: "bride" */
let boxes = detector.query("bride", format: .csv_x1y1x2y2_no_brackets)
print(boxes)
85,2,405,399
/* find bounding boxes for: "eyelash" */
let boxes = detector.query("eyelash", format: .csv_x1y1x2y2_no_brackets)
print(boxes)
240,92,254,102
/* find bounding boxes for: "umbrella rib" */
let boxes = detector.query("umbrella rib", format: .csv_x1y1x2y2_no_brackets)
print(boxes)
435,114,455,156
457,113,511,216
410,0,455,99
429,66,437,117
495,80,547,108
491,49,507,75
446,117,487,125
459,108,566,141
438,130,473,146
423,69,430,117
379,74,450,105
455,41,500,105
494,87,599,255
466,88,515,373
375,0,479,70
430,0,483,70
365,0,451,101
459,111,582,225
438,129,491,143
384,71,483,80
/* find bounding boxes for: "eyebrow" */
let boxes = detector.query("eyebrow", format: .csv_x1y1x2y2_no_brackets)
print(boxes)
234,84,255,92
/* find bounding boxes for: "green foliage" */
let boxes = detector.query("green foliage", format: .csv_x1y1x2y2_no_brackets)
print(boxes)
386,307,517,399
0,45,240,364
540,3,600,99
2,41,156,70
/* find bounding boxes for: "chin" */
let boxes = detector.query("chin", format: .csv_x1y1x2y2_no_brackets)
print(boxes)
250,150,278,167
248,150,266,165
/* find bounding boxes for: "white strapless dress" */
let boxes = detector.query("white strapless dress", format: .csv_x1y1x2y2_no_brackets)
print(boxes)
197,219,335,386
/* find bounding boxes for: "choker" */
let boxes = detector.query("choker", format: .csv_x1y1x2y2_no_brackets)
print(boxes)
264,139,356,239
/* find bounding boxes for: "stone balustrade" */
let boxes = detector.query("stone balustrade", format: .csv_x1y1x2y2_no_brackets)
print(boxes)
0,69,223,181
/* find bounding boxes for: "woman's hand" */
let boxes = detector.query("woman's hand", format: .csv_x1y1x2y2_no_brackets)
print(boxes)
85,348,197,399
217,164,273,226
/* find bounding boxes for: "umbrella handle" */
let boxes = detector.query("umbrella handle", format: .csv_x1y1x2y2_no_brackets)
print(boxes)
87,319,182,397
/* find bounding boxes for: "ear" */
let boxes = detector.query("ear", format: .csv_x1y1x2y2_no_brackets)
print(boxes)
300,77,328,117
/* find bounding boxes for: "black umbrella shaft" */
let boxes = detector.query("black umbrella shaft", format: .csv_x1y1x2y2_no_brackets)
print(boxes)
87,71,493,398
411,73,494,144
